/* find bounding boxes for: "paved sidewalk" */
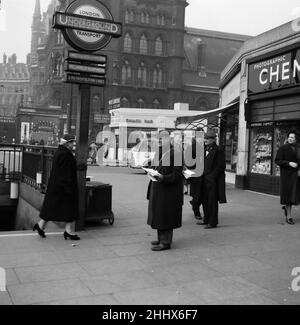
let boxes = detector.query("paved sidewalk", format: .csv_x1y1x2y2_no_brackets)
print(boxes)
1,167,300,305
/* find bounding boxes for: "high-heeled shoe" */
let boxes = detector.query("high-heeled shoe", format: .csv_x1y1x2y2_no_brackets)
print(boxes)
64,231,80,241
286,218,295,225
33,223,46,238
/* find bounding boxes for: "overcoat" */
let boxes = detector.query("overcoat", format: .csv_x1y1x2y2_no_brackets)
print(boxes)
147,147,184,230
275,143,300,205
203,142,227,204
40,145,79,222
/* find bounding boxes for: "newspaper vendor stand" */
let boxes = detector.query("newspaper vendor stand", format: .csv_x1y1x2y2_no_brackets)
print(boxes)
85,181,114,225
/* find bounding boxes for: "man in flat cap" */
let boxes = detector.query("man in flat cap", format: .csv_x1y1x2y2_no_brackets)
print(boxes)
33,134,80,240
197,129,227,228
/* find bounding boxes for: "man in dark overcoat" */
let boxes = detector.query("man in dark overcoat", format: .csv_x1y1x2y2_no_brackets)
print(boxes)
198,129,226,228
147,131,184,251
33,134,80,240
275,131,300,224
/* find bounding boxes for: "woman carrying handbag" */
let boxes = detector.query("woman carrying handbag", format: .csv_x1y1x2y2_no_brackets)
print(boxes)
275,131,300,225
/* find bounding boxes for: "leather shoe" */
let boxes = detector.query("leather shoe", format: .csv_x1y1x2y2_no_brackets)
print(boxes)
196,221,208,225
204,225,217,229
151,244,171,251
33,223,46,238
151,240,160,245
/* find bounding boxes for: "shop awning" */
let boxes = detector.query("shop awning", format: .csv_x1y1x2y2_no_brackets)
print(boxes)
175,101,239,129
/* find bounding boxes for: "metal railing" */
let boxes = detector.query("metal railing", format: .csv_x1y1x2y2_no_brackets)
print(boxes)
0,144,56,193
0,144,22,182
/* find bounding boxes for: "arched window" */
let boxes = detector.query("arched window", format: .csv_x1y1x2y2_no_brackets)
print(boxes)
153,99,160,109
138,62,147,87
155,37,163,56
153,64,163,88
130,11,134,22
124,33,132,52
137,98,145,108
121,61,132,85
141,12,149,24
157,14,166,26
139,34,148,54
125,10,130,23
121,97,129,108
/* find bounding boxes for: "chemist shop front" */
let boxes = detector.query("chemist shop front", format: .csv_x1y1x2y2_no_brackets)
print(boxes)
246,43,300,195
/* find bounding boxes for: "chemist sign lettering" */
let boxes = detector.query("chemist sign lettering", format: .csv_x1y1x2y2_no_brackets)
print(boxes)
248,47,300,96
53,0,122,52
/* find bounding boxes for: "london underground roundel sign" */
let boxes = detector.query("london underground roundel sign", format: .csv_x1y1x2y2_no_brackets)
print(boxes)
55,0,121,52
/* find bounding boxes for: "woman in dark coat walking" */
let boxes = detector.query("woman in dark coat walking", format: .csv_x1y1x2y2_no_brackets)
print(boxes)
33,134,80,240
147,131,184,251
275,131,300,225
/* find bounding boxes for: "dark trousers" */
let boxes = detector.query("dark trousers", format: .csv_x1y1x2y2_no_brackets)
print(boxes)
157,229,173,246
191,198,202,217
202,177,219,226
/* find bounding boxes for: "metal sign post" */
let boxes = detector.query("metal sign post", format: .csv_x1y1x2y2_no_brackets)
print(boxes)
52,0,122,231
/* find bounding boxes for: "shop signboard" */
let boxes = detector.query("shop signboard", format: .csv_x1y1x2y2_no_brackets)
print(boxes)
248,47,300,95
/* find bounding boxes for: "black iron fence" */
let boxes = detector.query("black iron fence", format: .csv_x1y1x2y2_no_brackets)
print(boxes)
0,144,56,193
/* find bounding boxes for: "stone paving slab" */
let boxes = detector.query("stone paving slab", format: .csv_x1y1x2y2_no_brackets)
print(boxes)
0,292,13,305
8,278,93,305
181,275,271,304
14,263,89,284
1,167,300,305
81,270,164,295
112,285,204,305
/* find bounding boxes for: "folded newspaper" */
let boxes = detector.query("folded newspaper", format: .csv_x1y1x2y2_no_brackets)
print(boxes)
142,168,162,182
182,169,196,179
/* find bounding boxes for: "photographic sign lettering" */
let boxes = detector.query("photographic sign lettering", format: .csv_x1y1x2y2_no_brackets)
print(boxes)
248,47,300,95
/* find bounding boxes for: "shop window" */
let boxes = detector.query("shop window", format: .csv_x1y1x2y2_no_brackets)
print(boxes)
249,127,273,175
222,112,238,171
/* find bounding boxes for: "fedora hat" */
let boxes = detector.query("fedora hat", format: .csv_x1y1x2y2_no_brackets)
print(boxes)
204,129,217,139
59,134,76,145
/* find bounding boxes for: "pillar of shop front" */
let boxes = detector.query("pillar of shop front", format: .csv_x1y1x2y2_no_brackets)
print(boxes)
236,61,249,189
75,84,90,231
